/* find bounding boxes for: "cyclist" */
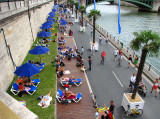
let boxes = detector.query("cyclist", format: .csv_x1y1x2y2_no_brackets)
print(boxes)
104,101,115,119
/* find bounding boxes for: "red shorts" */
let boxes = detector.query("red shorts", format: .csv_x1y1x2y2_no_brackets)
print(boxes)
153,85,158,90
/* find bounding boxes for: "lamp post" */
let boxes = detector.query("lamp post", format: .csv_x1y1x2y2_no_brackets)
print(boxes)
27,0,35,42
0,28,16,68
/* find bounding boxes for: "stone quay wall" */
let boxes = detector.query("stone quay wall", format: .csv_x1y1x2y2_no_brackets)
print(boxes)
0,0,54,91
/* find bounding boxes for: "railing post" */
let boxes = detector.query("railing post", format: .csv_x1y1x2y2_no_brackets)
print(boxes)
148,65,151,71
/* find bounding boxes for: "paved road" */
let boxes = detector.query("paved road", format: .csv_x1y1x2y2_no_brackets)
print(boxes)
69,13,160,119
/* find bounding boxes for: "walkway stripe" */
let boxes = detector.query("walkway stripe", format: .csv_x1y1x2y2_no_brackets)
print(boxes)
112,71,123,87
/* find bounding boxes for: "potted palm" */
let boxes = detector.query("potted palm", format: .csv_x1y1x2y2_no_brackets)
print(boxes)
74,2,79,22
88,9,101,50
79,5,86,32
70,0,74,18
122,30,160,111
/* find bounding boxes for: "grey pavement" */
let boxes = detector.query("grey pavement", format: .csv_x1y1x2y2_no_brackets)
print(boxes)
69,12,160,119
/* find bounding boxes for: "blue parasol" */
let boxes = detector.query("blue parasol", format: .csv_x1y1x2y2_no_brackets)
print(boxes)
42,21,54,26
14,62,40,77
59,19,67,23
40,24,52,29
29,46,50,62
49,14,55,17
52,9,57,12
59,11,63,13
47,17,54,21
29,46,50,55
60,22,68,25
37,31,51,37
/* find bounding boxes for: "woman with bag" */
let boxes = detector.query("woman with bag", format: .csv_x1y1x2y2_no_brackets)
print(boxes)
150,78,159,97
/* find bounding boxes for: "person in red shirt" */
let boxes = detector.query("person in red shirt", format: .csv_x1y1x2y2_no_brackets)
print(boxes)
101,50,106,64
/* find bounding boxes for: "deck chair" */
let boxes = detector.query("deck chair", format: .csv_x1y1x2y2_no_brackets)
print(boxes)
32,79,40,86
10,83,37,95
60,78,82,86
56,89,82,103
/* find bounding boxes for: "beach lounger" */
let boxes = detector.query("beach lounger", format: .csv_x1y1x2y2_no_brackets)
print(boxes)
10,83,37,95
60,78,82,86
56,89,82,103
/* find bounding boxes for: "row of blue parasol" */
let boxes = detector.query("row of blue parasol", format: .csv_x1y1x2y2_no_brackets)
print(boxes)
14,5,60,77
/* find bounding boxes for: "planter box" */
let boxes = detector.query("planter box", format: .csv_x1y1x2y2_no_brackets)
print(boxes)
80,26,85,32
90,41,99,51
74,19,79,22
121,93,145,111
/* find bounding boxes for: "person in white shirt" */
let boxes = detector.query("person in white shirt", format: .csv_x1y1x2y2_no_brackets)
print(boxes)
92,44,95,56
99,35,102,45
81,47,84,55
128,73,136,92
114,48,119,61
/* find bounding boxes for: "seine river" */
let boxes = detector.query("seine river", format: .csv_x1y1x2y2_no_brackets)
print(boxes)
86,2,160,75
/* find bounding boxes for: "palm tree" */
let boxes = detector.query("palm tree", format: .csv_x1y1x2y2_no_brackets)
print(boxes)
79,5,86,27
88,9,101,43
70,0,74,14
130,30,160,99
74,2,79,19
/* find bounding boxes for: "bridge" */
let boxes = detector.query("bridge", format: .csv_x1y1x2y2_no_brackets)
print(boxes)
86,0,154,9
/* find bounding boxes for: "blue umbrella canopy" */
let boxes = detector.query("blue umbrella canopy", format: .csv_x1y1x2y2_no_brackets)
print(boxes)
14,62,40,77
40,24,52,29
42,21,54,26
37,31,51,37
29,46,50,55
59,19,67,23
49,14,55,17
49,12,55,15
52,8,57,12
60,22,68,25
59,11,63,13
47,17,54,21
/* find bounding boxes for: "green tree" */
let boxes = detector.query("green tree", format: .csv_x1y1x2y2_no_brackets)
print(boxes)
70,0,74,14
88,9,101,43
79,5,86,27
130,30,160,99
74,2,79,19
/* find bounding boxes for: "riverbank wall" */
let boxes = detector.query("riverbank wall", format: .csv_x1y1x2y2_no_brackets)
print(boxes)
82,14,159,86
0,0,54,91
0,1,54,118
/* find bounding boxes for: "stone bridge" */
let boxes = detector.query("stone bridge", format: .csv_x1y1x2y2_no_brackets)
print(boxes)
85,0,160,12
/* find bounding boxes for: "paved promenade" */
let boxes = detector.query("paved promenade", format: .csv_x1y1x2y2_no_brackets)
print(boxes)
56,31,95,118
69,13,160,119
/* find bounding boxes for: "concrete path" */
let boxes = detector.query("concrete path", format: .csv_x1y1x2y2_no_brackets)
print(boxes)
70,13,160,119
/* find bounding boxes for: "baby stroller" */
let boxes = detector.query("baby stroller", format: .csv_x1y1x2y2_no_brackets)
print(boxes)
138,82,147,97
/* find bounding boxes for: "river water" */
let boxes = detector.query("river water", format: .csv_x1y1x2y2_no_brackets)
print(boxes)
86,2,160,75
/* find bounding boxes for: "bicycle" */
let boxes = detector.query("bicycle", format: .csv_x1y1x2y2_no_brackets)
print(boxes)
122,105,143,119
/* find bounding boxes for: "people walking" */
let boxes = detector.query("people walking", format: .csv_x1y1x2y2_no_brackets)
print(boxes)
99,35,102,45
114,48,119,61
88,56,92,71
134,55,139,68
81,46,84,55
128,73,136,92
128,54,132,68
91,44,95,56
101,50,106,64
150,78,159,97
105,36,109,44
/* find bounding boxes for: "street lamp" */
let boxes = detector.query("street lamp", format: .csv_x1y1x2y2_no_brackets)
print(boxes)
0,28,16,68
